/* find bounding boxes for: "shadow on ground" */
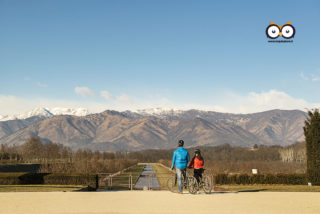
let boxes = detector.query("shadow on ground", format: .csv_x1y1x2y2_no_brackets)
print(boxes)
237,189,267,192
73,185,97,192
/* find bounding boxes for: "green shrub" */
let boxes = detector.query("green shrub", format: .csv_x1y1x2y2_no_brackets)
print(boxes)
287,173,307,185
44,174,96,186
214,173,307,185
214,174,228,184
18,173,50,184
237,174,250,184
250,174,264,184
0,173,25,185
228,174,238,184
0,173,97,188
264,174,277,184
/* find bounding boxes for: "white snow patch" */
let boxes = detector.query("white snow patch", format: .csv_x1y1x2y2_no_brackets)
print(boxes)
0,107,89,121
135,108,184,117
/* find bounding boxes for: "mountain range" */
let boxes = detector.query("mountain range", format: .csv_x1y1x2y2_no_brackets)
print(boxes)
0,107,88,121
0,108,307,151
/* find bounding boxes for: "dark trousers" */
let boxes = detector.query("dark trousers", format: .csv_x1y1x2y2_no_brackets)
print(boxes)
194,168,203,183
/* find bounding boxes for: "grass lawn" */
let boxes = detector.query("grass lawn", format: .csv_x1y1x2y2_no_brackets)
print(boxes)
151,163,174,190
0,185,86,192
218,184,320,192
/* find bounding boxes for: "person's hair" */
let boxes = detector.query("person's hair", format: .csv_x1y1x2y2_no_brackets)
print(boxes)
193,151,203,160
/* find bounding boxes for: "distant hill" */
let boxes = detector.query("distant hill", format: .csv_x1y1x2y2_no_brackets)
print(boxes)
0,109,307,151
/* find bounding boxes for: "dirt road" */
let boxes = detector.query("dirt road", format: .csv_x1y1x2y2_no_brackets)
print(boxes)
1,191,319,214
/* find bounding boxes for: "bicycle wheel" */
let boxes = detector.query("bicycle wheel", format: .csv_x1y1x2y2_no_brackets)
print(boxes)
167,176,178,193
202,175,212,194
187,176,198,194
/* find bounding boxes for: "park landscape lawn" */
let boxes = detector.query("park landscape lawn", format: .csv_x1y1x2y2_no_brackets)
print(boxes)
150,163,174,190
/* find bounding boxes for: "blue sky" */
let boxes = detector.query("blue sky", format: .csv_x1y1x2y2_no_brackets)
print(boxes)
1,0,320,115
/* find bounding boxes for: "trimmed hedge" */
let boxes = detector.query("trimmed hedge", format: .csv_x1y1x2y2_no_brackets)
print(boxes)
307,170,320,185
0,173,97,188
0,172,25,185
214,173,307,185
44,173,97,186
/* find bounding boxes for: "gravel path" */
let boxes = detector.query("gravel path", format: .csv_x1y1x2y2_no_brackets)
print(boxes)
1,191,320,214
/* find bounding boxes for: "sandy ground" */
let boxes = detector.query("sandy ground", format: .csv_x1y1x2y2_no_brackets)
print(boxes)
0,191,320,214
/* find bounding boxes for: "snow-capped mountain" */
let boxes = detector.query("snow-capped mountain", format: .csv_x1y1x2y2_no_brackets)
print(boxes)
0,107,89,121
49,107,89,117
135,108,184,118
0,109,307,151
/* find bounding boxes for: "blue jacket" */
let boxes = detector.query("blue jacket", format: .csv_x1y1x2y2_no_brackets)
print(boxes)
171,147,190,169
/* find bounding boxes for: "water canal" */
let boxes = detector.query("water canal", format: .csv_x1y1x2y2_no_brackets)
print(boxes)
134,165,161,190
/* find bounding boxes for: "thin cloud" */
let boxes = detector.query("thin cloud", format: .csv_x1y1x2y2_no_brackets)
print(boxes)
300,72,320,82
37,82,48,88
100,90,114,100
117,94,134,103
220,90,320,113
74,87,96,97
0,94,107,116
311,75,320,82
100,90,134,103
300,73,308,81
1,90,319,116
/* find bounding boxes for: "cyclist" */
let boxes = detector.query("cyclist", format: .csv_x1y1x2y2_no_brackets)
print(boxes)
188,149,204,183
171,140,190,194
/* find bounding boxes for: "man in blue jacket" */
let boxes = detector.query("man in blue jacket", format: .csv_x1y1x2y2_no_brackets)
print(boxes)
171,139,190,193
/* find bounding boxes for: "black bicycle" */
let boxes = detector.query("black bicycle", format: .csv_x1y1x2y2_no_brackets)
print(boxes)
167,169,198,194
188,169,212,194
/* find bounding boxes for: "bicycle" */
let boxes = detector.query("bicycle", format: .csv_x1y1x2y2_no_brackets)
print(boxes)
167,169,198,194
188,169,212,194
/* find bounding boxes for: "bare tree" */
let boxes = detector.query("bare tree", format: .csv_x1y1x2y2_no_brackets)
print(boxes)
21,137,44,162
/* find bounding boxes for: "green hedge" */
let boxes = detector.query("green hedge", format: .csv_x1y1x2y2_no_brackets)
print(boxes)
44,173,97,186
307,170,320,185
215,173,307,185
0,172,25,185
0,173,97,187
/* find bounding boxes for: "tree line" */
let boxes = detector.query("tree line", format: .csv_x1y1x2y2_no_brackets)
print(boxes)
126,143,282,162
0,136,307,174
279,142,306,163
1,137,286,164
0,137,137,174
